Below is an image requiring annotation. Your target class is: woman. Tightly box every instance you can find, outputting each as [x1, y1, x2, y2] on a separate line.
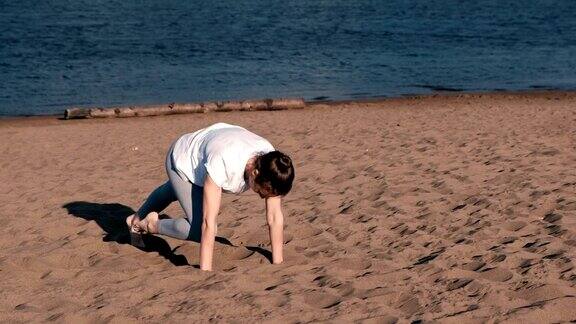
[126, 122, 295, 271]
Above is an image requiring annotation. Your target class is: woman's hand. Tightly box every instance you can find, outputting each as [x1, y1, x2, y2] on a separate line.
[200, 175, 222, 271]
[266, 196, 284, 264]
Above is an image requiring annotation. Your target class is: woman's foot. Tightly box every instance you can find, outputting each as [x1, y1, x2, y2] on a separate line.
[134, 212, 160, 234]
[126, 214, 140, 233]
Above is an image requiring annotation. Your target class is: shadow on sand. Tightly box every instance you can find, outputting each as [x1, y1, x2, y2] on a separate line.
[63, 201, 191, 266]
[63, 201, 273, 266]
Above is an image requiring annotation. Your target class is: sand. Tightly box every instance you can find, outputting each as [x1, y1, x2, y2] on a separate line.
[1, 91, 575, 323]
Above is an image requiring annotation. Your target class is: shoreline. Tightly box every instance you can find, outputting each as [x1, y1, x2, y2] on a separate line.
[2, 89, 576, 125]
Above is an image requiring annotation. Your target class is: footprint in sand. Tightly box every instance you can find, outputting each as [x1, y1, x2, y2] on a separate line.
[14, 303, 37, 312]
[543, 212, 562, 223]
[214, 246, 255, 261]
[499, 236, 517, 245]
[314, 275, 343, 288]
[542, 249, 565, 260]
[43, 252, 96, 269]
[226, 248, 255, 260]
[314, 274, 355, 296]
[217, 228, 235, 239]
[355, 286, 394, 300]
[545, 224, 565, 236]
[514, 284, 566, 303]
[479, 267, 513, 282]
[303, 290, 341, 309]
[394, 292, 422, 316]
[503, 221, 527, 232]
[446, 278, 474, 291]
[358, 315, 399, 324]
[254, 294, 289, 308]
[326, 226, 352, 242]
[491, 254, 507, 263]
[332, 257, 372, 272]
[461, 261, 486, 272]
[464, 280, 485, 297]
[297, 225, 323, 239]
[238, 231, 294, 246]
[299, 237, 336, 258]
[175, 244, 254, 262]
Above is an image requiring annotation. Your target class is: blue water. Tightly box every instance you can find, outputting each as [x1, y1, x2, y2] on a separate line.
[1, 0, 576, 116]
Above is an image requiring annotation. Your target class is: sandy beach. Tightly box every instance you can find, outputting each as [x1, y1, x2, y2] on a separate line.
[1, 91, 575, 322]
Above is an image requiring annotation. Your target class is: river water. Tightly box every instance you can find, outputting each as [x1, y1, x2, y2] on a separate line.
[1, 0, 575, 116]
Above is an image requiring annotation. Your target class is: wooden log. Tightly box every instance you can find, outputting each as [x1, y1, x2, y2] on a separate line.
[64, 98, 305, 119]
[133, 105, 172, 117]
[241, 100, 269, 111]
[201, 102, 218, 113]
[270, 98, 305, 110]
[90, 108, 116, 118]
[171, 103, 204, 114]
[64, 108, 90, 119]
[115, 107, 136, 118]
[219, 101, 243, 111]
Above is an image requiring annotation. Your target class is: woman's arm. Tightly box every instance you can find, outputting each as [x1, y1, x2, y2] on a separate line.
[265, 196, 284, 264]
[200, 175, 222, 271]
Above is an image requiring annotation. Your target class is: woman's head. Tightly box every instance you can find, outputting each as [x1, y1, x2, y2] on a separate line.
[251, 151, 294, 198]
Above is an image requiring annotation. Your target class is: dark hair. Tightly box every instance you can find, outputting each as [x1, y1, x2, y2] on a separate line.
[254, 151, 295, 196]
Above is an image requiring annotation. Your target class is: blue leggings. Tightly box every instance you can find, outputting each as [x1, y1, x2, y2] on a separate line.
[136, 146, 203, 241]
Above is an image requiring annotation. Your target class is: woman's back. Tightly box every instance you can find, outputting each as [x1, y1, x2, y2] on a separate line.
[171, 123, 274, 193]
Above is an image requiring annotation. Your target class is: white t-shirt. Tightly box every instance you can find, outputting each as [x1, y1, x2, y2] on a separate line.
[171, 123, 274, 194]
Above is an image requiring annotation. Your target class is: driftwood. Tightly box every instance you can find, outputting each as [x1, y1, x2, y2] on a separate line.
[64, 98, 305, 120]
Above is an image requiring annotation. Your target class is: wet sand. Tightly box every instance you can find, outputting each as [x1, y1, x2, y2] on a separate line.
[1, 91, 575, 322]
